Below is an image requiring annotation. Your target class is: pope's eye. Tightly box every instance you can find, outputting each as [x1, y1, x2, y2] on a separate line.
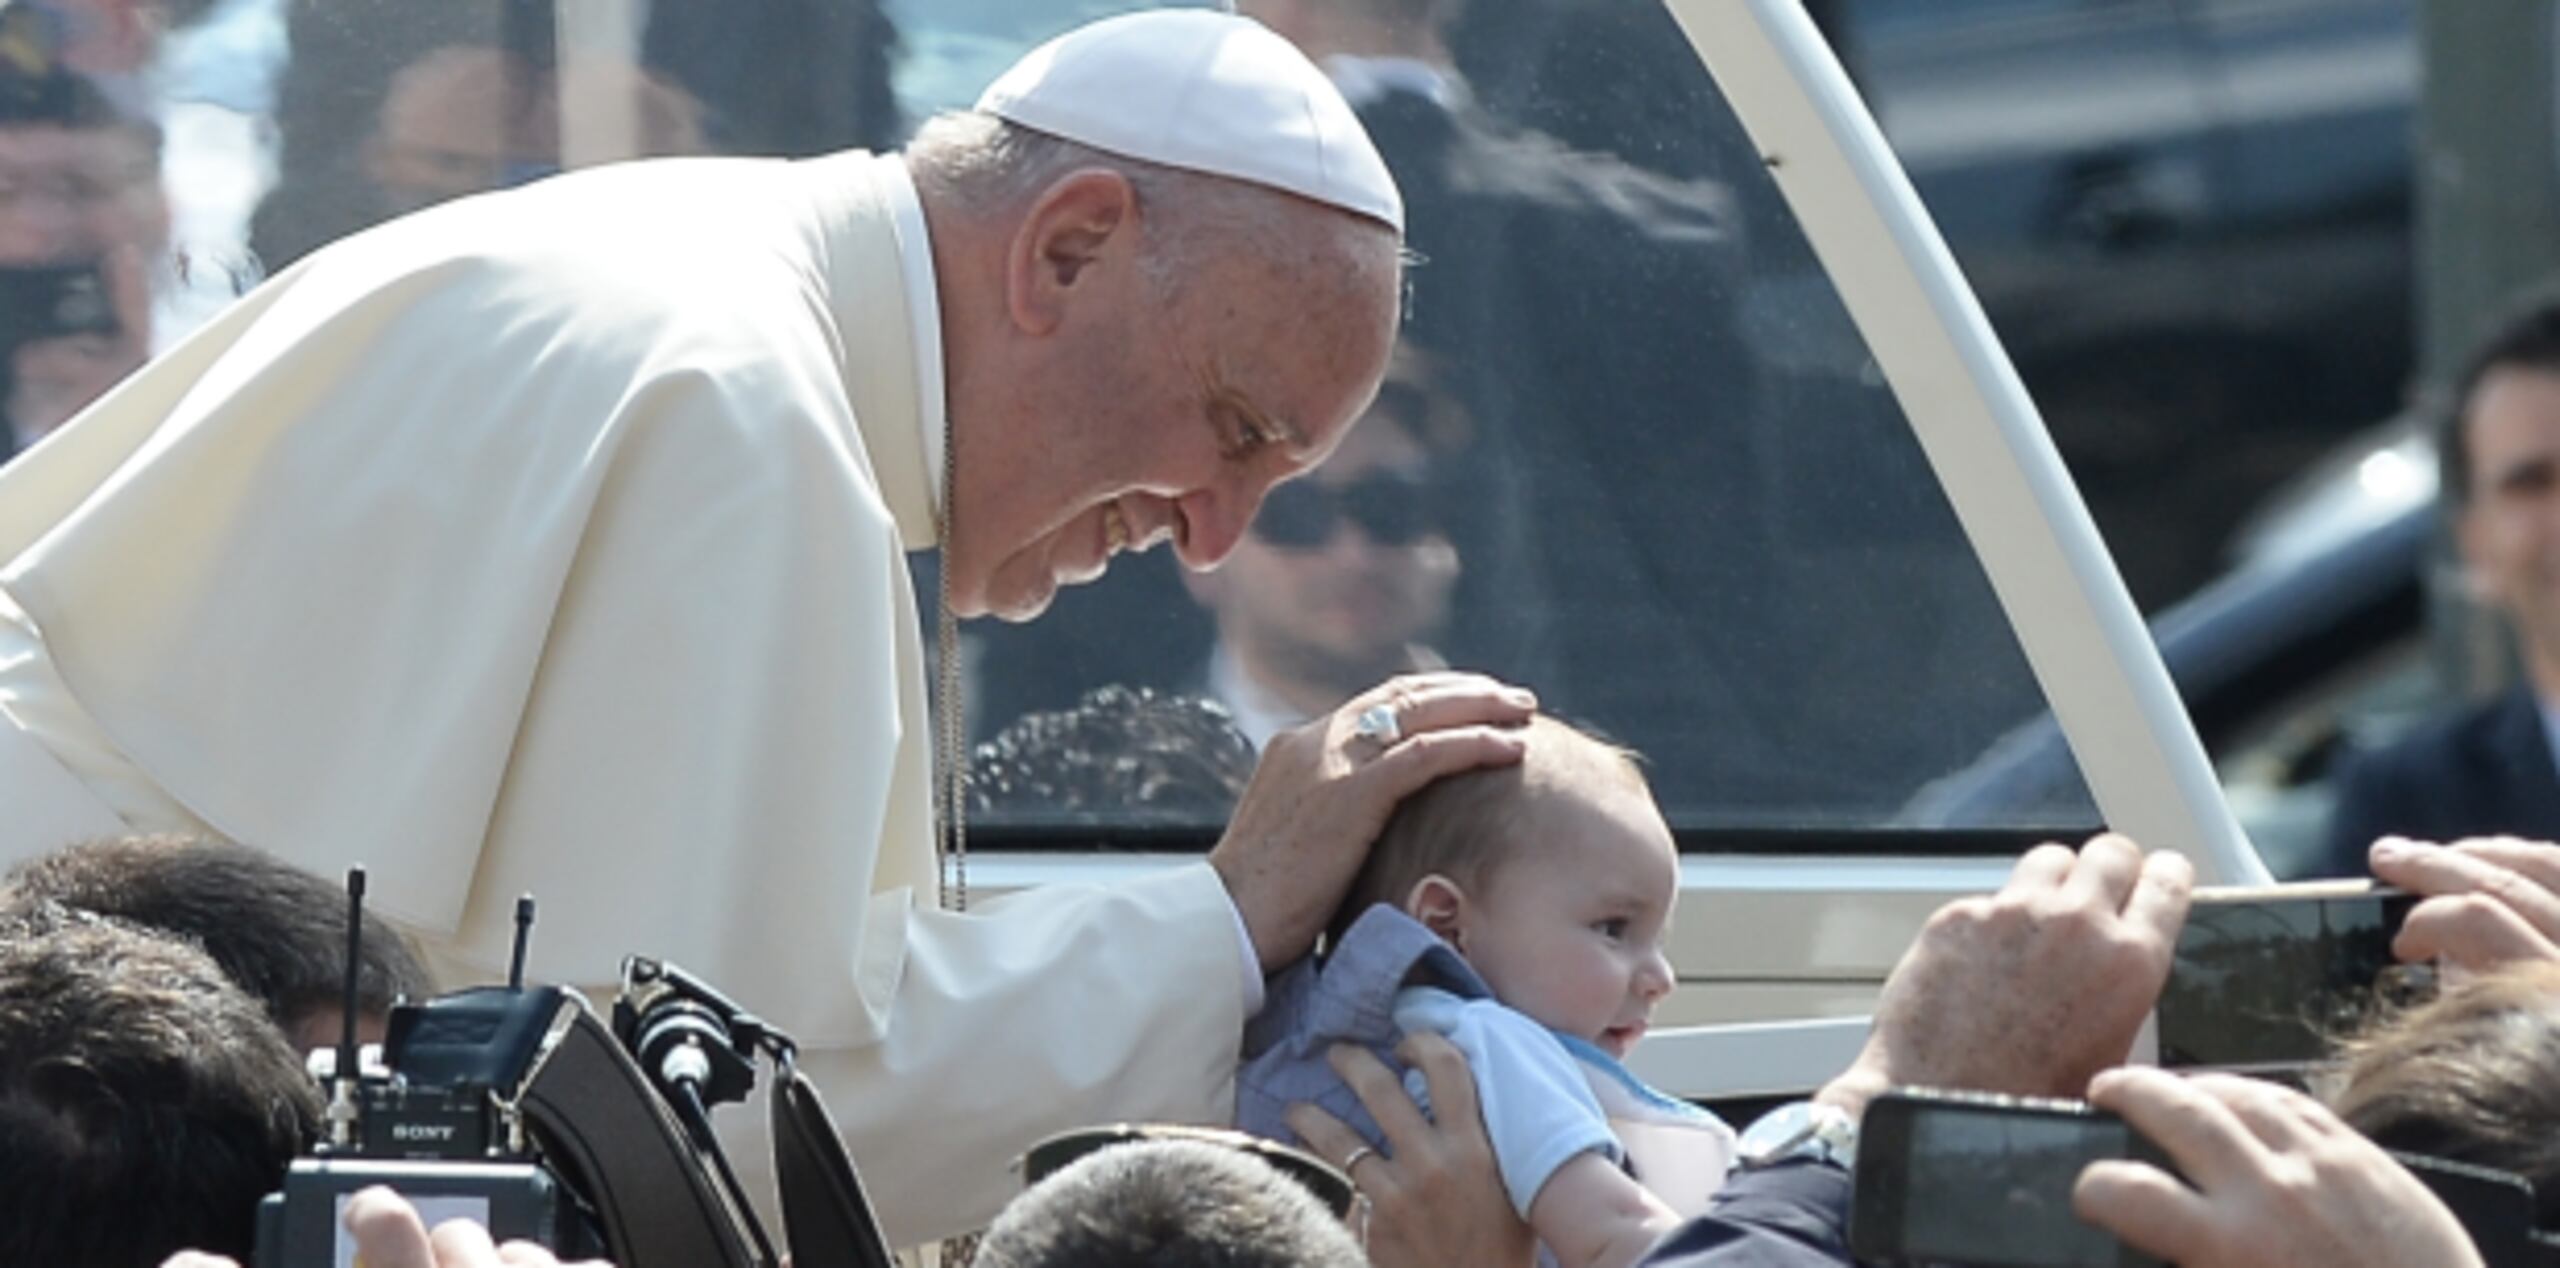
[1214, 406, 1273, 460]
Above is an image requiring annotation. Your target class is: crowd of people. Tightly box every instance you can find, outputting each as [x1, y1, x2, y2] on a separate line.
[19, 824, 2560, 1267]
[10, 2, 2560, 1267]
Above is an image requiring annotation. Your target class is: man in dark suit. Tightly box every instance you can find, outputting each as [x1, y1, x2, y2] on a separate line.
[2323, 292, 2560, 874]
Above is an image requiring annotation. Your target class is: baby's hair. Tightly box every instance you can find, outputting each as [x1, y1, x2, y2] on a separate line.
[1327, 714, 1650, 947]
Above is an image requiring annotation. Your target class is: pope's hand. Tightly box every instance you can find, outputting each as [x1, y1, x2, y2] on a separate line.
[1211, 672, 1533, 973]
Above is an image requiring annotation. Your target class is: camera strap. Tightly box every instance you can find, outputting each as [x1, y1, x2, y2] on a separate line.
[518, 1001, 763, 1267]
[772, 1053, 898, 1268]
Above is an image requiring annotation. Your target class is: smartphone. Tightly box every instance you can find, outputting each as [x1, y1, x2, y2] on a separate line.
[1851, 1088, 2168, 1268]
[2156, 881, 2424, 1072]
[2394, 1153, 2543, 1268]
[0, 260, 119, 352]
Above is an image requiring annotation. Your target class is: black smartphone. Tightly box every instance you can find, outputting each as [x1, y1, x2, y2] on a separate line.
[2157, 881, 2424, 1072]
[1850, 1088, 2168, 1268]
[2394, 1153, 2543, 1268]
[0, 259, 119, 352]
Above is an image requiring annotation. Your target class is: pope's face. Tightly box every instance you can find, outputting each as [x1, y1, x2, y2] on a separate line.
[949, 217, 1401, 622]
[2460, 366, 2560, 663]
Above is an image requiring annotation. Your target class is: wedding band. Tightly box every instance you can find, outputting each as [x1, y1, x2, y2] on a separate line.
[1353, 704, 1402, 746]
[1340, 1144, 1377, 1176]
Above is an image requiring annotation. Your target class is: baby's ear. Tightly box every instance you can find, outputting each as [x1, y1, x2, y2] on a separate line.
[1405, 874, 1468, 947]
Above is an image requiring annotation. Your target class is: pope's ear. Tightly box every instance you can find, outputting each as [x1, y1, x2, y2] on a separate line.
[1005, 169, 1136, 335]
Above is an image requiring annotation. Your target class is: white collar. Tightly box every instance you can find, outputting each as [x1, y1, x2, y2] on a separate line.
[1206, 644, 1311, 752]
[879, 159, 949, 522]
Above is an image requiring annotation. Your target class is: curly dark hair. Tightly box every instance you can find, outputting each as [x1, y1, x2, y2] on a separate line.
[4, 835, 434, 1040]
[969, 686, 1257, 824]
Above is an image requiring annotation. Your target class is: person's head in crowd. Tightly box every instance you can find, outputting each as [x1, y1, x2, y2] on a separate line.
[3, 835, 436, 1051]
[0, 907, 323, 1267]
[1332, 713, 1677, 1059]
[0, 56, 164, 262]
[899, 39, 1405, 623]
[363, 44, 554, 219]
[973, 1137, 1366, 1268]
[1182, 344, 1465, 747]
[2, 0, 220, 120]
[364, 44, 708, 221]
[0, 53, 164, 448]
[2442, 288, 2560, 689]
[970, 684, 1257, 822]
[2324, 959, 2560, 1228]
[1240, 0, 1459, 68]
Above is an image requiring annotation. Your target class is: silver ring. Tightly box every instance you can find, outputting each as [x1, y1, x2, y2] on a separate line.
[1339, 1144, 1377, 1176]
[1353, 704, 1403, 746]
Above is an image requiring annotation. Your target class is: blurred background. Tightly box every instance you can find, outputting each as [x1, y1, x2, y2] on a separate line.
[6, 0, 2553, 875]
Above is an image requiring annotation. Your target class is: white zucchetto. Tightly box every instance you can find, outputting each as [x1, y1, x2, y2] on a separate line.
[975, 10, 1405, 234]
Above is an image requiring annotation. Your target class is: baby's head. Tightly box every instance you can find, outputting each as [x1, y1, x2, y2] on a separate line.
[1335, 715, 1678, 1058]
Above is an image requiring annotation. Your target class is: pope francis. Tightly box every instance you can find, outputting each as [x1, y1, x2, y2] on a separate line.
[0, 10, 1535, 1246]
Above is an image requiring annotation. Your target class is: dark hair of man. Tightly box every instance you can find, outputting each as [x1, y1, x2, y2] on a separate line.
[3, 835, 435, 1036]
[2327, 960, 2560, 1228]
[2439, 286, 2560, 507]
[1326, 714, 1647, 948]
[0, 908, 323, 1266]
[972, 1138, 1366, 1268]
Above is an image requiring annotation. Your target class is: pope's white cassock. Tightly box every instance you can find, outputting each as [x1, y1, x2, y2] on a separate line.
[0, 148, 1246, 1244]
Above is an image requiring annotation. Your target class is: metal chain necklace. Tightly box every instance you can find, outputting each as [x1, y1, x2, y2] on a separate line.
[936, 410, 967, 913]
[934, 417, 979, 1268]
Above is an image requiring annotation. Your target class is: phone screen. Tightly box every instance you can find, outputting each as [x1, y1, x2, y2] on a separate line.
[2158, 885, 2420, 1070]
[1898, 1108, 2131, 1266]
[331, 1192, 490, 1268]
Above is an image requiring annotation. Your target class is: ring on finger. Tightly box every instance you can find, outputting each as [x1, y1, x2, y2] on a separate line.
[1353, 704, 1403, 747]
[1340, 1144, 1377, 1177]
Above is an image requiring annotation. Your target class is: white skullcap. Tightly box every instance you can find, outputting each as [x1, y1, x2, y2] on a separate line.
[975, 9, 1404, 234]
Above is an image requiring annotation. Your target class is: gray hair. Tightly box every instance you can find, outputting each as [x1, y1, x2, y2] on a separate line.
[904, 111, 1397, 303]
[973, 1139, 1367, 1268]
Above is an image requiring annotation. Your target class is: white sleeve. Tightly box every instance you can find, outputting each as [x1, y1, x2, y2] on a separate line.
[1394, 990, 1619, 1218]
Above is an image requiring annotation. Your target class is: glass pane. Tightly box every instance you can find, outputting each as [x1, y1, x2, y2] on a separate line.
[942, 2, 2102, 835]
[19, 0, 2103, 839]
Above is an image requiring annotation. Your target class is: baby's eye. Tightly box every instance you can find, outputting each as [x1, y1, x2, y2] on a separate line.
[1594, 918, 1630, 941]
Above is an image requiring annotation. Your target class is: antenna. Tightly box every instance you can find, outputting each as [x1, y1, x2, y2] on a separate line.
[508, 894, 536, 990]
[329, 865, 367, 1148]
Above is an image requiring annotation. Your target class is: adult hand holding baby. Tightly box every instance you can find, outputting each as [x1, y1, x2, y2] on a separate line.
[1211, 672, 1535, 974]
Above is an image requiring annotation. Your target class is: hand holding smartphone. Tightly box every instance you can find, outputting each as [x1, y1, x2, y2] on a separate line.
[1850, 1087, 2167, 1268]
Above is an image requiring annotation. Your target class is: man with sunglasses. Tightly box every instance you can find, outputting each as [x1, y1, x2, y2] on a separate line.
[1184, 350, 1465, 749]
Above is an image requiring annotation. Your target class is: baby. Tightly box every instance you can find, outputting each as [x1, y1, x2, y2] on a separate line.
[1237, 715, 1729, 1268]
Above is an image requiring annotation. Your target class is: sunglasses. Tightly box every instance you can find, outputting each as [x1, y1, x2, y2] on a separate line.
[1250, 474, 1441, 550]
